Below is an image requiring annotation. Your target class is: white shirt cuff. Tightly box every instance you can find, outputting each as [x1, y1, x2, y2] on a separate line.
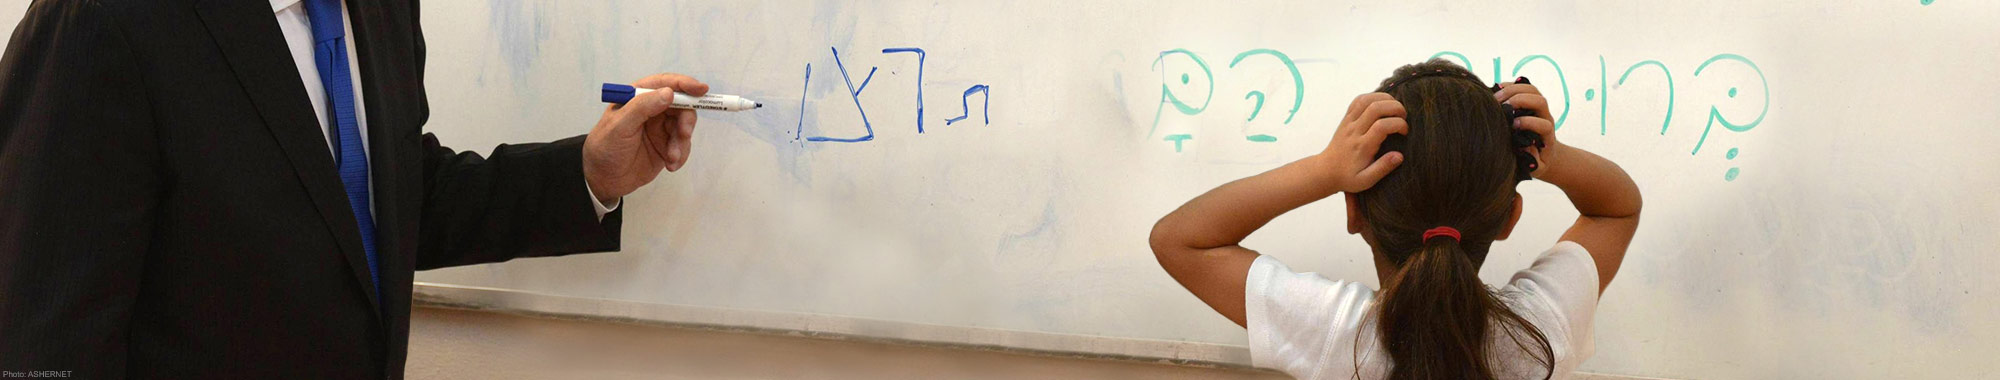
[586, 180, 620, 221]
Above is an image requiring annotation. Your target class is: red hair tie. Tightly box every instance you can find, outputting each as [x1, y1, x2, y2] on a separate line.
[1422, 226, 1461, 242]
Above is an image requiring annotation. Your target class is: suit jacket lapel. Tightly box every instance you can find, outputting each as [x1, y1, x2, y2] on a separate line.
[195, 0, 384, 315]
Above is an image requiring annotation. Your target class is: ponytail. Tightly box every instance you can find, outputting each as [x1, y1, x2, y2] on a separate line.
[1373, 234, 1554, 380]
[1359, 59, 1557, 378]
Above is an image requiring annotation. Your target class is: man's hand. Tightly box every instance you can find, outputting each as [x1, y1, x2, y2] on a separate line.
[583, 73, 710, 204]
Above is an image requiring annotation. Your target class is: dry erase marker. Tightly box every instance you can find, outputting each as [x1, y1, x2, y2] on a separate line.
[600, 83, 762, 111]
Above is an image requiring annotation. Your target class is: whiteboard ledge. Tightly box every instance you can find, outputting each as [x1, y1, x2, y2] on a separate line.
[411, 282, 1672, 379]
[411, 282, 1260, 368]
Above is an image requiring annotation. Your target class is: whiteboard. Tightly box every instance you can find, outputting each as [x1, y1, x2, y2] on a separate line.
[8, 1, 2000, 378]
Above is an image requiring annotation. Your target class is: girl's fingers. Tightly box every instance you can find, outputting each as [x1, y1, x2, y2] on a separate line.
[1523, 147, 1544, 177]
[1515, 115, 1556, 137]
[1494, 83, 1541, 103]
[1350, 151, 1405, 189]
[1362, 117, 1409, 146]
[1350, 99, 1407, 137]
[1504, 93, 1554, 120]
[1342, 92, 1396, 127]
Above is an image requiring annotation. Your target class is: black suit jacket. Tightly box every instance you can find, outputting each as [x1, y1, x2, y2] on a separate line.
[0, 0, 621, 378]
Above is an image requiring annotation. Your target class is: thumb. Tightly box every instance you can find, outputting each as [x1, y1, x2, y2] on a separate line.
[1350, 152, 1404, 190]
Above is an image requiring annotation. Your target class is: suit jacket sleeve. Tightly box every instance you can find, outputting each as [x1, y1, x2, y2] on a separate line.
[413, 134, 623, 270]
[402, 0, 619, 270]
[0, 1, 158, 373]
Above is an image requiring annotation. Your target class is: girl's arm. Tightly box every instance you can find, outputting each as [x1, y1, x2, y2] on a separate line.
[1499, 84, 1643, 294]
[1149, 93, 1407, 326]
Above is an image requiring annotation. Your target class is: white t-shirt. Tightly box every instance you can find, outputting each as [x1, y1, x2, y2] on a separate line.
[1245, 241, 1599, 380]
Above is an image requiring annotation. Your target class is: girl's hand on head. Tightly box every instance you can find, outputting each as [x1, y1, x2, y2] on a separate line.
[1496, 83, 1569, 180]
[1498, 82, 1641, 295]
[1319, 92, 1409, 193]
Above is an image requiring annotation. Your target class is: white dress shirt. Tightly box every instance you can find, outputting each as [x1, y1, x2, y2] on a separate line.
[270, 0, 617, 220]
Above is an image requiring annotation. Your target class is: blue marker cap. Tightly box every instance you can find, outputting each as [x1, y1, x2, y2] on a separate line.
[601, 83, 638, 104]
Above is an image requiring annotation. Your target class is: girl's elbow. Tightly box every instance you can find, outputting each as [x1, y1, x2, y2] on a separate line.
[1623, 189, 1645, 219]
[1147, 218, 1175, 255]
[1148, 215, 1190, 260]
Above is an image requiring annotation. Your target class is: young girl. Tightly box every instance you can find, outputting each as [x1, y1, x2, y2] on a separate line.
[1149, 59, 1641, 380]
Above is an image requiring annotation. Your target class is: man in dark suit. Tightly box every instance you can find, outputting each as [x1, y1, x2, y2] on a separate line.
[0, 0, 706, 378]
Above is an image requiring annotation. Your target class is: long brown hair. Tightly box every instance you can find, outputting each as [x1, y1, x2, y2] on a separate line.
[1356, 59, 1555, 379]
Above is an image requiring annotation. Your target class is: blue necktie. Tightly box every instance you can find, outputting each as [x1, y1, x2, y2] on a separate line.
[303, 0, 381, 300]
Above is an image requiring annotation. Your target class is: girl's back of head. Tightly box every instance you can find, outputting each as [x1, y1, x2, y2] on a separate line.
[1356, 59, 1553, 379]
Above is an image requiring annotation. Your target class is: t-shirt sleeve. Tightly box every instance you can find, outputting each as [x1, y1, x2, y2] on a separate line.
[1506, 241, 1601, 363]
[1244, 255, 1376, 374]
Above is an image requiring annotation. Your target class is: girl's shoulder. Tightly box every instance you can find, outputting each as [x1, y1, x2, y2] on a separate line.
[1505, 241, 1600, 310]
[1243, 255, 1381, 378]
[1499, 241, 1600, 373]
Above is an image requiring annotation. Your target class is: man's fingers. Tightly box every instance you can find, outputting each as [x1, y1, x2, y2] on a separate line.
[665, 143, 685, 172]
[615, 89, 677, 130]
[665, 137, 686, 172]
[663, 114, 686, 169]
[643, 115, 674, 165]
[667, 110, 697, 172]
[633, 73, 710, 97]
[672, 109, 698, 137]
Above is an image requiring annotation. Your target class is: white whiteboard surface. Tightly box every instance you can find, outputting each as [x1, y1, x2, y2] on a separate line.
[7, 1, 2000, 378]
